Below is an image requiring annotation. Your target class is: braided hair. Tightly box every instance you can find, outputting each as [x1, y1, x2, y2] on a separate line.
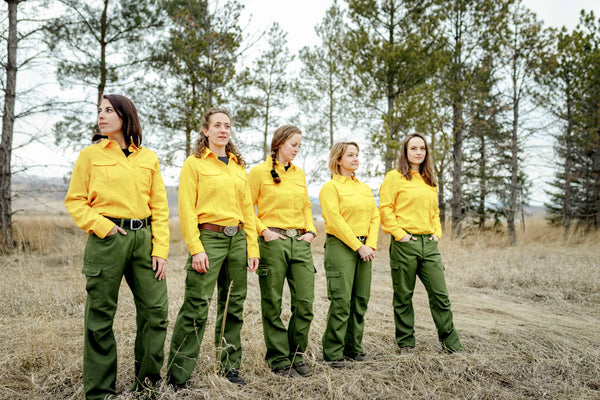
[269, 125, 302, 184]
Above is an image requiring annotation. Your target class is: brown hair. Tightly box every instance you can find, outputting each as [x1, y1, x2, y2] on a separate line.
[193, 107, 245, 167]
[94, 94, 142, 146]
[397, 133, 437, 187]
[328, 141, 359, 176]
[270, 125, 302, 183]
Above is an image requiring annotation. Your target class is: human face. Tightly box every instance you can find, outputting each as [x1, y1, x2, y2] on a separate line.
[406, 136, 426, 170]
[338, 145, 359, 177]
[277, 133, 302, 165]
[97, 98, 123, 139]
[204, 112, 231, 154]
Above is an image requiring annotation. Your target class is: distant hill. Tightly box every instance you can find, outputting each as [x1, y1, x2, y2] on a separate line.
[10, 174, 543, 220]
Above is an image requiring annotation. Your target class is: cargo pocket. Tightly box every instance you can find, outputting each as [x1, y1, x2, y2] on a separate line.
[325, 270, 343, 299]
[256, 267, 270, 296]
[82, 263, 103, 301]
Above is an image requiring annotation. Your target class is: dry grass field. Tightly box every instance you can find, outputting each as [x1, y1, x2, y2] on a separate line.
[1, 215, 599, 399]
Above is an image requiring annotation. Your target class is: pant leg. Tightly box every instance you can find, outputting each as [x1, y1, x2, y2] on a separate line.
[287, 238, 315, 365]
[389, 239, 419, 348]
[418, 237, 462, 352]
[167, 230, 226, 385]
[214, 231, 248, 372]
[322, 235, 357, 361]
[344, 253, 371, 356]
[82, 233, 128, 400]
[124, 226, 169, 390]
[257, 237, 292, 369]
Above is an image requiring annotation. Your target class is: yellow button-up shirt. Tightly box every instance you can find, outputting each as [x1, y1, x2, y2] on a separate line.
[248, 159, 316, 235]
[178, 149, 259, 258]
[319, 174, 380, 251]
[379, 169, 443, 240]
[64, 139, 170, 259]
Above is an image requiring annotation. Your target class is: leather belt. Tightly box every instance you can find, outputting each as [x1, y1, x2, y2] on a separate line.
[199, 222, 243, 237]
[326, 233, 367, 241]
[106, 216, 151, 231]
[269, 227, 306, 238]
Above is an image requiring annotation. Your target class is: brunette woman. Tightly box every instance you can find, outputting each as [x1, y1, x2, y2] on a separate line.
[319, 142, 379, 367]
[248, 125, 316, 378]
[379, 133, 462, 353]
[166, 107, 259, 388]
[65, 94, 169, 399]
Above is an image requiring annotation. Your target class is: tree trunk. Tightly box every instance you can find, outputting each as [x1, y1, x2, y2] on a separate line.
[563, 97, 573, 230]
[451, 100, 463, 237]
[507, 79, 519, 246]
[478, 133, 486, 230]
[438, 172, 446, 229]
[98, 0, 109, 106]
[594, 105, 600, 229]
[1, 0, 18, 250]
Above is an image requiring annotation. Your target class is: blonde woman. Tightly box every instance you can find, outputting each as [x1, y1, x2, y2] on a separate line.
[167, 108, 259, 388]
[248, 125, 316, 378]
[379, 133, 462, 353]
[319, 142, 379, 367]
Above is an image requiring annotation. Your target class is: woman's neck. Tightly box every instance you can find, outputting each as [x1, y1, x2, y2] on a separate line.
[209, 144, 227, 157]
[340, 168, 354, 178]
[276, 154, 290, 167]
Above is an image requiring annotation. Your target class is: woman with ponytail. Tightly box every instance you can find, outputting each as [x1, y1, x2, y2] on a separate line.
[167, 108, 259, 388]
[248, 125, 317, 378]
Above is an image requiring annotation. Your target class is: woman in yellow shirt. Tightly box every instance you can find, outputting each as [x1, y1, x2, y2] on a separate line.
[248, 125, 316, 378]
[319, 142, 379, 367]
[379, 133, 462, 353]
[167, 107, 259, 388]
[64, 94, 169, 400]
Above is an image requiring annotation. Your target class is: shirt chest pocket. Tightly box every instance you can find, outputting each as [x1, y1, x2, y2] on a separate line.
[198, 169, 223, 197]
[91, 160, 118, 183]
[292, 180, 307, 209]
[138, 163, 155, 191]
[234, 172, 248, 199]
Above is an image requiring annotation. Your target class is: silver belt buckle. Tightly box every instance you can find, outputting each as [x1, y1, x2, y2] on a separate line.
[130, 219, 143, 230]
[285, 228, 298, 238]
[224, 225, 238, 237]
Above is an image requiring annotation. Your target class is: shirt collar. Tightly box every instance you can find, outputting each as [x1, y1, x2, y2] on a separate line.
[202, 148, 238, 163]
[333, 173, 358, 183]
[270, 158, 295, 171]
[99, 138, 139, 153]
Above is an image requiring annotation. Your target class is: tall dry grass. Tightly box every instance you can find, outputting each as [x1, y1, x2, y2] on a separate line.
[1, 215, 599, 399]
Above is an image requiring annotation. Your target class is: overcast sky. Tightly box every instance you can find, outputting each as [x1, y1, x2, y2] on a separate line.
[242, 0, 600, 55]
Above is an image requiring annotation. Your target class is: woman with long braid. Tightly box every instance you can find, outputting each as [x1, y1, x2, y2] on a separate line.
[248, 125, 316, 378]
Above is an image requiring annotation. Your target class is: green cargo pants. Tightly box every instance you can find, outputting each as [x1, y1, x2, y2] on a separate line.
[82, 226, 168, 400]
[256, 236, 315, 369]
[322, 235, 372, 361]
[389, 234, 462, 352]
[167, 229, 248, 385]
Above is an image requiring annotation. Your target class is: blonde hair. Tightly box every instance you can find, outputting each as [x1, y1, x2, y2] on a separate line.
[397, 133, 437, 187]
[193, 107, 246, 167]
[328, 141, 359, 176]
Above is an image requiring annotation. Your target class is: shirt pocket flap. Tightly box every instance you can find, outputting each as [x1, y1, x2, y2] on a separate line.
[92, 161, 117, 167]
[139, 163, 155, 171]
